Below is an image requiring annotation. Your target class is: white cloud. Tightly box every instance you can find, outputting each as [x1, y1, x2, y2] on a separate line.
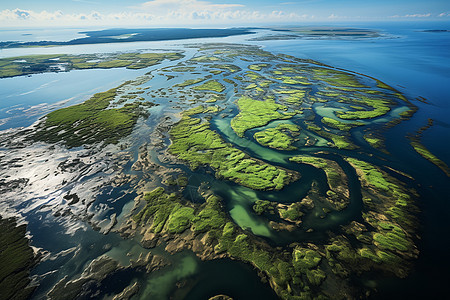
[327, 13, 347, 19]
[0, 5, 313, 27]
[138, 0, 245, 12]
[404, 13, 431, 18]
[390, 13, 432, 18]
[72, 0, 100, 4]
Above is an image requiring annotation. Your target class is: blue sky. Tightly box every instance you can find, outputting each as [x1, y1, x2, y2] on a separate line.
[1, 0, 449, 27]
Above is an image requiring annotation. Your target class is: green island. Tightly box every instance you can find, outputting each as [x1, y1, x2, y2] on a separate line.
[290, 156, 350, 210]
[168, 106, 299, 190]
[210, 64, 242, 73]
[334, 97, 391, 120]
[407, 119, 450, 176]
[409, 141, 450, 176]
[192, 80, 226, 93]
[0, 52, 183, 78]
[252, 191, 316, 227]
[250, 27, 381, 41]
[32, 82, 154, 148]
[363, 133, 385, 150]
[0, 217, 37, 300]
[306, 122, 357, 149]
[321, 117, 364, 131]
[254, 124, 300, 150]
[175, 77, 206, 87]
[249, 64, 269, 71]
[345, 158, 418, 229]
[274, 89, 307, 104]
[253, 199, 277, 215]
[231, 96, 295, 137]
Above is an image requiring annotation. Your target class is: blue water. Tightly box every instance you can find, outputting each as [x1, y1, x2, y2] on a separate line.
[0, 68, 147, 130]
[0, 27, 90, 42]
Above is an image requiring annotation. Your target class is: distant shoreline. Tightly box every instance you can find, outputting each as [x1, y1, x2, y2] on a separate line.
[0, 27, 255, 49]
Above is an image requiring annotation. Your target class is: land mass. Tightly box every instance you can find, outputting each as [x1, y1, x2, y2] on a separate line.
[0, 217, 38, 300]
[251, 27, 382, 41]
[0, 51, 183, 78]
[0, 28, 255, 49]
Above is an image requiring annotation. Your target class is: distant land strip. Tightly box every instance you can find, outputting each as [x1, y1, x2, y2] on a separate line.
[0, 28, 256, 49]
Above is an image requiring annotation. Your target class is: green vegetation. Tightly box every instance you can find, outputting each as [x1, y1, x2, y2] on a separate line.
[245, 83, 258, 90]
[175, 78, 205, 87]
[290, 156, 350, 210]
[274, 89, 306, 104]
[163, 175, 188, 187]
[363, 133, 384, 150]
[321, 117, 364, 131]
[0, 217, 37, 300]
[278, 203, 304, 222]
[345, 158, 418, 229]
[133, 188, 325, 298]
[192, 80, 226, 93]
[277, 76, 312, 85]
[169, 66, 196, 72]
[0, 54, 61, 77]
[169, 106, 299, 190]
[32, 85, 152, 148]
[335, 97, 391, 120]
[405, 119, 449, 176]
[210, 70, 223, 75]
[376, 80, 397, 91]
[244, 71, 264, 81]
[214, 221, 328, 298]
[306, 123, 357, 150]
[209, 64, 241, 73]
[134, 187, 228, 235]
[191, 55, 221, 62]
[167, 207, 196, 233]
[254, 123, 300, 150]
[270, 64, 398, 123]
[248, 64, 268, 71]
[231, 96, 295, 137]
[410, 140, 450, 176]
[346, 158, 391, 192]
[191, 194, 228, 233]
[133, 187, 185, 233]
[292, 247, 321, 270]
[0, 52, 183, 78]
[312, 68, 367, 88]
[74, 59, 131, 69]
[223, 78, 236, 86]
[373, 223, 410, 252]
[252, 200, 276, 215]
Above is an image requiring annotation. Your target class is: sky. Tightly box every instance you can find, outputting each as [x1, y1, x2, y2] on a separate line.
[0, 0, 449, 28]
